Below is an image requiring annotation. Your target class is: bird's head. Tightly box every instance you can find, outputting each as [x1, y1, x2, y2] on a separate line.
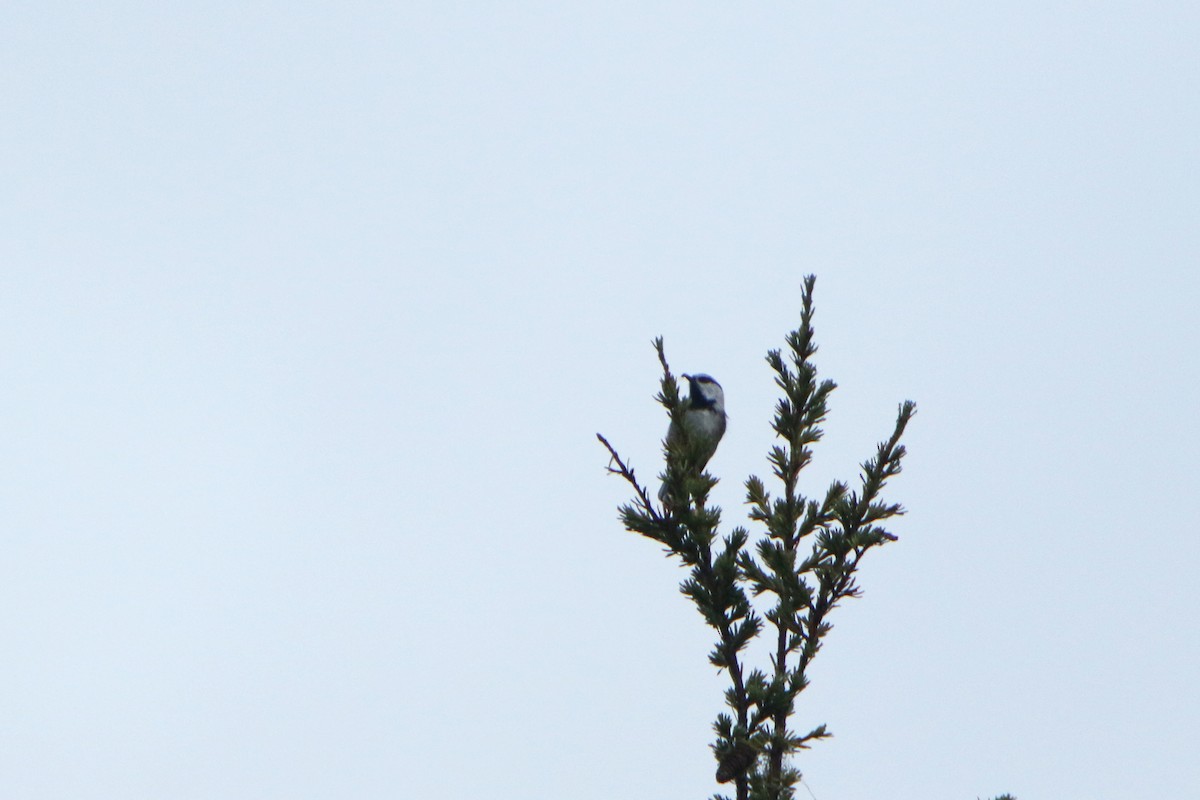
[682, 373, 724, 414]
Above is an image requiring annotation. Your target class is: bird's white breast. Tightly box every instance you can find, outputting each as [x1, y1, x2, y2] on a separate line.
[684, 407, 725, 441]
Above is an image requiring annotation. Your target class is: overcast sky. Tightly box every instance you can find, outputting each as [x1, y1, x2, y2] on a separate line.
[3, 2, 1197, 799]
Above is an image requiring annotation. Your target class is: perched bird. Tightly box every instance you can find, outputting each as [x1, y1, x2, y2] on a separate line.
[659, 373, 727, 502]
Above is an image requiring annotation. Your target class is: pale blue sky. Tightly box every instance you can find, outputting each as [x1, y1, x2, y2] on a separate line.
[2, 2, 1197, 798]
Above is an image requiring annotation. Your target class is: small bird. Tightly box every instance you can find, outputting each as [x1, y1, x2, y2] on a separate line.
[659, 373, 727, 502]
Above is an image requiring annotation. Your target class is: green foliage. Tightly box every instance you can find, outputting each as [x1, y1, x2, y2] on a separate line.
[598, 276, 916, 800]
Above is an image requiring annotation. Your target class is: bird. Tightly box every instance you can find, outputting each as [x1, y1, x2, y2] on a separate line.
[659, 373, 727, 503]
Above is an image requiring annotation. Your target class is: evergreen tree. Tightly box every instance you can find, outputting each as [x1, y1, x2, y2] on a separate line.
[598, 276, 916, 800]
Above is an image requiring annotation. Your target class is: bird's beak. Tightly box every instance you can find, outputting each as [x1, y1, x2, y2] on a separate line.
[681, 373, 691, 381]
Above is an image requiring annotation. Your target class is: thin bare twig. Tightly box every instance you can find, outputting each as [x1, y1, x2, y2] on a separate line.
[596, 433, 663, 523]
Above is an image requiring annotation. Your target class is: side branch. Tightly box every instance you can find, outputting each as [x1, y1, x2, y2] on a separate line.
[596, 432, 664, 523]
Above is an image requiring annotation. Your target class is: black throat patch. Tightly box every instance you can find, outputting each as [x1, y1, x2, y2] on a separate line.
[687, 376, 718, 410]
